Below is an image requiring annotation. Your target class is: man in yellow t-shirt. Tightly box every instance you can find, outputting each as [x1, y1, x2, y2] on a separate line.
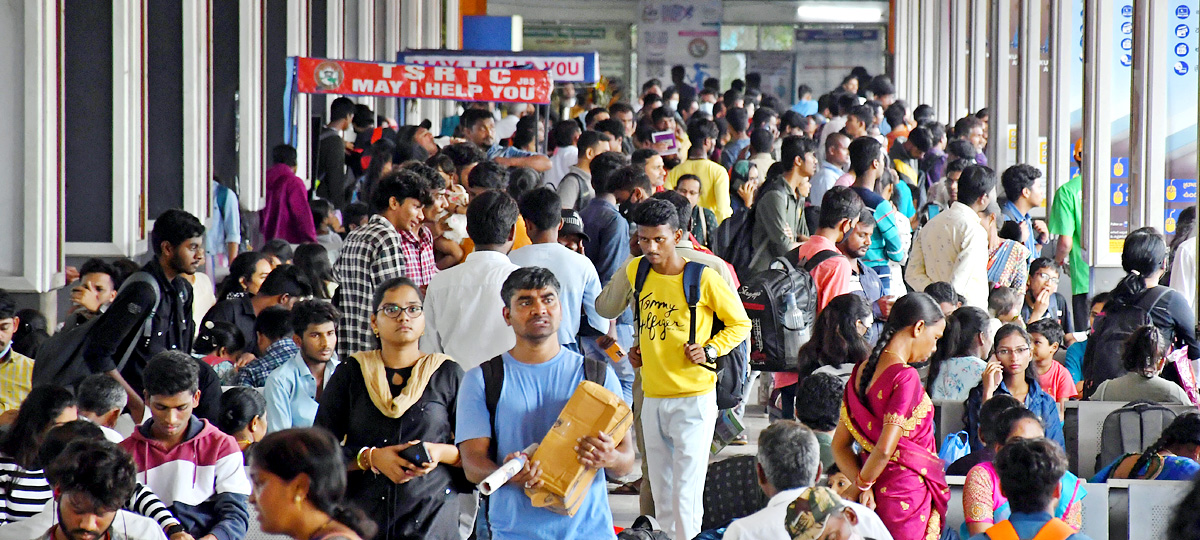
[665, 119, 733, 223]
[625, 199, 750, 540]
[0, 292, 32, 425]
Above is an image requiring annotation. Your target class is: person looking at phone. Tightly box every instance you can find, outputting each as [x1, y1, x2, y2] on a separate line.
[457, 267, 635, 540]
[962, 324, 1064, 452]
[313, 276, 464, 540]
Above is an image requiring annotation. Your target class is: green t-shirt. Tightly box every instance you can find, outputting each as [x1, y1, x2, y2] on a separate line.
[1047, 174, 1089, 294]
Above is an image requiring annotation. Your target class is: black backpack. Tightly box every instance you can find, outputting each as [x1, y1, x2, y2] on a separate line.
[32, 272, 162, 389]
[1081, 287, 1171, 398]
[738, 248, 841, 372]
[711, 181, 787, 279]
[616, 516, 671, 540]
[633, 259, 748, 410]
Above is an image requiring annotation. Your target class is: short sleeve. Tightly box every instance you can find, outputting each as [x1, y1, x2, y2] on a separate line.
[963, 466, 996, 524]
[454, 368, 491, 445]
[881, 367, 931, 433]
[1047, 185, 1076, 237]
[1055, 364, 1079, 399]
[1064, 342, 1086, 383]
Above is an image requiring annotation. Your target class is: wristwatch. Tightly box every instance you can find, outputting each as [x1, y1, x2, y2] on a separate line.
[165, 524, 186, 538]
[703, 345, 718, 363]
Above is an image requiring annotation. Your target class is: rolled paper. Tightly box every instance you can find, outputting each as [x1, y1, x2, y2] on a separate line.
[479, 443, 539, 495]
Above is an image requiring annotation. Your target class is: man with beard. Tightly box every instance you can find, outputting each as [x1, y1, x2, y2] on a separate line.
[837, 207, 891, 342]
[263, 300, 341, 432]
[82, 209, 206, 422]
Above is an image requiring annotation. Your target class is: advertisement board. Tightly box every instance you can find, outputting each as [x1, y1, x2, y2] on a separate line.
[637, 0, 722, 89]
[293, 57, 553, 103]
[397, 50, 600, 84]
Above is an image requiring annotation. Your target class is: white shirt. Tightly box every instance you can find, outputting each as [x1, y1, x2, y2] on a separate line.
[421, 251, 520, 371]
[722, 487, 893, 540]
[1170, 238, 1196, 314]
[544, 146, 579, 190]
[508, 243, 609, 346]
[905, 201, 990, 309]
[0, 504, 167, 540]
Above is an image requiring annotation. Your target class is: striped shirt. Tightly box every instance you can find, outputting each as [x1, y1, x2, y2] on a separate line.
[0, 454, 51, 524]
[334, 214, 408, 358]
[0, 350, 33, 414]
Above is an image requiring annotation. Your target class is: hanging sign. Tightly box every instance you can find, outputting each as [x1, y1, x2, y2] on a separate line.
[293, 57, 553, 103]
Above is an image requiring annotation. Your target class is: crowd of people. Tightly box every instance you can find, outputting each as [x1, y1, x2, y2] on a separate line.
[0, 64, 1197, 540]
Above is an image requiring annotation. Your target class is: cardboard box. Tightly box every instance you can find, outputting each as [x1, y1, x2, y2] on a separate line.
[525, 380, 632, 516]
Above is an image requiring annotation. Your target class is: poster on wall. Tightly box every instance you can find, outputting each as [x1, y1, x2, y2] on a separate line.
[745, 51, 794, 102]
[523, 25, 633, 84]
[793, 28, 886, 97]
[637, 0, 722, 90]
[1163, 1, 1198, 238]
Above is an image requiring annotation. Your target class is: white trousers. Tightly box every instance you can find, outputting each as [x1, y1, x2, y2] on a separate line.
[641, 392, 718, 540]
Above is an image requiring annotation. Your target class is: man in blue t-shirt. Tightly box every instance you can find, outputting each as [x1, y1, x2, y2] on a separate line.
[456, 267, 635, 540]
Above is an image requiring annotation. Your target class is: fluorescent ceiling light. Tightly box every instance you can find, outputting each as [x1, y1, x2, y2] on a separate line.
[796, 4, 886, 24]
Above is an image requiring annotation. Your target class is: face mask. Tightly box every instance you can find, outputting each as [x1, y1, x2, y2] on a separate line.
[668, 99, 679, 110]
[562, 97, 577, 108]
[698, 102, 714, 114]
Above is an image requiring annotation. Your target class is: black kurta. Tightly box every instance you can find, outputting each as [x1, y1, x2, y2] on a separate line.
[314, 357, 464, 540]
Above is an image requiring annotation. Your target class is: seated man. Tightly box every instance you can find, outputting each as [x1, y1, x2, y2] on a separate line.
[264, 300, 340, 432]
[76, 373, 129, 443]
[967, 438, 1093, 540]
[723, 421, 891, 540]
[0, 289, 33, 424]
[232, 306, 296, 388]
[9, 438, 165, 540]
[457, 268, 635, 539]
[120, 351, 250, 540]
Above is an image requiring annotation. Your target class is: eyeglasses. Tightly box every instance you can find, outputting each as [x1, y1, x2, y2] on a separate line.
[377, 304, 424, 319]
[996, 346, 1031, 357]
[1034, 272, 1060, 284]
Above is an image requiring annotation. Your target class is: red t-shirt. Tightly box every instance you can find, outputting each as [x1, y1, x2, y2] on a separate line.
[1038, 360, 1079, 401]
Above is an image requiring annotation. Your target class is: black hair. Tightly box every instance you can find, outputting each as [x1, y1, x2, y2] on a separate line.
[1001, 164, 1042, 203]
[467, 160, 509, 191]
[947, 139, 979, 162]
[38, 420, 105, 471]
[151, 209, 206, 256]
[194, 320, 247, 357]
[0, 385, 76, 469]
[371, 170, 434, 214]
[584, 107, 609, 127]
[846, 104, 874, 129]
[779, 135, 817, 172]
[957, 164, 997, 206]
[272, 144, 298, 167]
[1091, 291, 1112, 308]
[926, 122, 947, 144]
[989, 286, 1021, 318]
[607, 165, 653, 196]
[218, 252, 269, 301]
[631, 198, 681, 231]
[371, 277, 420, 314]
[1027, 318, 1064, 348]
[687, 118, 719, 145]
[519, 188, 563, 232]
[998, 221, 1024, 243]
[310, 199, 335, 231]
[330, 97, 355, 122]
[859, 292, 945, 403]
[675, 174, 702, 192]
[726, 107, 749, 133]
[512, 115, 538, 150]
[12, 308, 47, 358]
[352, 104, 373, 129]
[631, 148, 658, 168]
[650, 106, 676, 125]
[467, 190, 520, 246]
[261, 238, 294, 264]
[751, 107, 778, 131]
[848, 137, 882, 178]
[144, 350, 199, 397]
[817, 186, 864, 229]
[460, 108, 494, 131]
[651, 191, 693, 231]
[795, 373, 843, 432]
[996, 437, 1066, 513]
[500, 267, 561, 308]
[1131, 413, 1200, 480]
[609, 102, 634, 116]
[293, 244, 336, 300]
[290, 299, 341, 337]
[46, 439, 138, 513]
[995, 406, 1043, 446]
[914, 104, 936, 124]
[883, 102, 907, 128]
[591, 151, 631, 194]
[79, 258, 122, 287]
[797, 84, 813, 100]
[866, 75, 895, 97]
[255, 305, 294, 342]
[750, 128, 775, 154]
[924, 282, 958, 306]
[642, 78, 662, 93]
[907, 125, 934, 152]
[250, 428, 377, 539]
[364, 139, 396, 199]
[978, 395, 1024, 446]
[1121, 325, 1170, 375]
[503, 167, 539, 203]
[642, 93, 663, 108]
[258, 264, 314, 298]
[723, 89, 743, 108]
[986, 324, 1039, 391]
[442, 142, 486, 172]
[1111, 227, 1169, 308]
[797, 294, 872, 376]
[217, 386, 266, 436]
[426, 153, 455, 177]
[77, 374, 127, 416]
[342, 202, 371, 228]
[954, 115, 985, 139]
[577, 130, 610, 155]
[595, 118, 625, 141]
[927, 307, 990, 395]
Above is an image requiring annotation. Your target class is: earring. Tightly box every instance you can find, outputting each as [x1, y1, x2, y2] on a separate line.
[294, 494, 304, 508]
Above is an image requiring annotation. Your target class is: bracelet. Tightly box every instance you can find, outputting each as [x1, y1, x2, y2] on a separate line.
[855, 474, 875, 492]
[356, 447, 372, 471]
[366, 447, 378, 474]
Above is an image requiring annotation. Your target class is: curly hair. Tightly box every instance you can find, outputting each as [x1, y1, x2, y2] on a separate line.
[45, 439, 138, 513]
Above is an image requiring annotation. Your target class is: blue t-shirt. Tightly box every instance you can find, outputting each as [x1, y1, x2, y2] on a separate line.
[456, 348, 623, 540]
[1064, 341, 1086, 384]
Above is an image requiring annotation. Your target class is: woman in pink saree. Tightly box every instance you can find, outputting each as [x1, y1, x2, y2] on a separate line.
[832, 292, 950, 540]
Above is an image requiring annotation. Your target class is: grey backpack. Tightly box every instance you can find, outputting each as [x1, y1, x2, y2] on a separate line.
[1097, 400, 1178, 472]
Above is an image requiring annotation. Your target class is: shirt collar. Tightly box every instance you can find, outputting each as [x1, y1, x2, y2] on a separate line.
[767, 487, 810, 508]
[288, 350, 340, 380]
[1004, 200, 1030, 221]
[464, 250, 513, 265]
[950, 201, 982, 223]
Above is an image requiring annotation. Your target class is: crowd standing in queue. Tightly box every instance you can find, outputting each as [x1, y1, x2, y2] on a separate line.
[0, 65, 1198, 540]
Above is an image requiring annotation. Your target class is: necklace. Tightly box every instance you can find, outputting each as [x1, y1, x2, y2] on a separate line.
[880, 349, 904, 360]
[306, 517, 336, 540]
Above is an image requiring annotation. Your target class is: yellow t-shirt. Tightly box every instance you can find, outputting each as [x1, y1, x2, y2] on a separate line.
[665, 158, 733, 223]
[460, 216, 532, 255]
[629, 258, 751, 398]
[0, 351, 33, 413]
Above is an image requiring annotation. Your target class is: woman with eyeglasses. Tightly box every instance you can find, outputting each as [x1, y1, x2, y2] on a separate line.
[962, 324, 1064, 452]
[314, 276, 464, 540]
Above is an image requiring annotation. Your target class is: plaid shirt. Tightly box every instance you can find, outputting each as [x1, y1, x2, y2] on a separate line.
[235, 338, 300, 387]
[0, 348, 32, 413]
[334, 214, 407, 358]
[399, 227, 438, 287]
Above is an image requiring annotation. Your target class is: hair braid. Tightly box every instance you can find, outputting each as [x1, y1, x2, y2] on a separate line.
[859, 325, 898, 405]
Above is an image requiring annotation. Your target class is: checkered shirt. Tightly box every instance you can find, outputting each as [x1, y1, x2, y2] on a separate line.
[235, 338, 300, 388]
[399, 226, 438, 287]
[333, 214, 408, 358]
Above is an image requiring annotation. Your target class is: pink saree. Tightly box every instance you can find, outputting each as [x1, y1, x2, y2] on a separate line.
[841, 362, 949, 540]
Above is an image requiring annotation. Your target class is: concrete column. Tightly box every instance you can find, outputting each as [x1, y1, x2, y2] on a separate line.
[239, 0, 266, 210]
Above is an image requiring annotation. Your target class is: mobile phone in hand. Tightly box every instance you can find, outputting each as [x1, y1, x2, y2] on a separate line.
[397, 441, 431, 467]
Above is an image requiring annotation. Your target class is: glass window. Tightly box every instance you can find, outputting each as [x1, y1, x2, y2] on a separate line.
[720, 53, 746, 91]
[721, 25, 757, 51]
[760, 26, 795, 51]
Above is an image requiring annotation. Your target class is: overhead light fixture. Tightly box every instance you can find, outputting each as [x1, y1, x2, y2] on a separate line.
[796, 4, 886, 24]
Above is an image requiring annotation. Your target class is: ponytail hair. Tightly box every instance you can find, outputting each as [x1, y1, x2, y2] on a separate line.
[216, 387, 266, 436]
[927, 307, 990, 395]
[1110, 227, 1168, 308]
[859, 292, 945, 404]
[1130, 413, 1200, 478]
[1122, 325, 1170, 375]
[250, 428, 378, 539]
[193, 320, 247, 357]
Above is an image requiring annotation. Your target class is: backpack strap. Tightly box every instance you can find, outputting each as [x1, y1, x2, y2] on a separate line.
[1137, 286, 1172, 313]
[216, 183, 229, 220]
[801, 249, 843, 272]
[1030, 518, 1078, 540]
[481, 355, 505, 463]
[114, 272, 161, 374]
[984, 520, 1019, 540]
[583, 357, 607, 386]
[682, 262, 705, 345]
[632, 258, 653, 336]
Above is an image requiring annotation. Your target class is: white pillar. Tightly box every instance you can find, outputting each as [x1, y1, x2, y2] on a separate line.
[986, 0, 1012, 171]
[969, 0, 989, 114]
[289, 0, 313, 181]
[1047, 0, 1074, 199]
[1081, 0, 1118, 266]
[112, 0, 147, 254]
[1128, 0, 1167, 230]
[239, 0, 266, 210]
[182, 0, 210, 221]
[1016, 0, 1041, 167]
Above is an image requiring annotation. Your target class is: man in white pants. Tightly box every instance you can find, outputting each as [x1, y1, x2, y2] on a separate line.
[622, 199, 750, 540]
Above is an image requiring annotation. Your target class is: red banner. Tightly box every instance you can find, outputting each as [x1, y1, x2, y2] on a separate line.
[293, 57, 553, 104]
